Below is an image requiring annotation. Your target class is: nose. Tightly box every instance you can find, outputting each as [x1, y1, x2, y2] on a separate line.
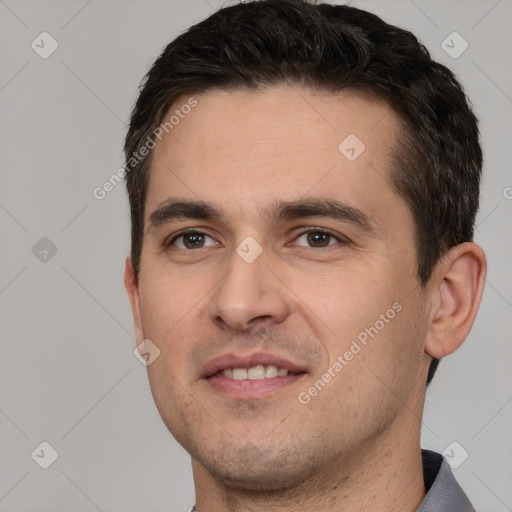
[209, 247, 290, 333]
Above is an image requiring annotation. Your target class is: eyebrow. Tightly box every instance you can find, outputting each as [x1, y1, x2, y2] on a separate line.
[147, 196, 377, 235]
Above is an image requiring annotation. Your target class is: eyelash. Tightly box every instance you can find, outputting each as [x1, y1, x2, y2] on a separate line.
[165, 228, 348, 251]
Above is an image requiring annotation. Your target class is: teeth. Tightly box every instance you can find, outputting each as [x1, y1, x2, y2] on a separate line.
[219, 364, 294, 380]
[265, 364, 278, 378]
[232, 368, 248, 380]
[248, 365, 265, 380]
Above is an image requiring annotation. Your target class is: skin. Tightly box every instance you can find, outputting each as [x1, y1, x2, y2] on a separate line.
[124, 86, 486, 512]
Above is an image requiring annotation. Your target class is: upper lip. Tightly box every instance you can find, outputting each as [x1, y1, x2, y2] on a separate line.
[203, 351, 308, 378]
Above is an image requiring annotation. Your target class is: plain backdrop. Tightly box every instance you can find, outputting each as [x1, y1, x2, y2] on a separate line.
[1, 0, 511, 511]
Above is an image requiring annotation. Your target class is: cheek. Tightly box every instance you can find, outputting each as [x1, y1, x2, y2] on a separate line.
[297, 267, 420, 386]
[289, 264, 395, 341]
[138, 268, 205, 336]
[139, 274, 201, 430]
[348, 297, 425, 395]
[307, 298, 425, 429]
[137, 274, 205, 387]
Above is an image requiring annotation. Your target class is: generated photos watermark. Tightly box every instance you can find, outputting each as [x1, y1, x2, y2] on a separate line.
[93, 97, 198, 200]
[298, 301, 403, 404]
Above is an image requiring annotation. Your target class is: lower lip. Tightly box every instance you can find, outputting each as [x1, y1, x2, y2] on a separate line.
[206, 374, 306, 399]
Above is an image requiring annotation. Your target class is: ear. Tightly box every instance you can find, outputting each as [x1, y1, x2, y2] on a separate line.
[124, 256, 145, 345]
[425, 242, 486, 359]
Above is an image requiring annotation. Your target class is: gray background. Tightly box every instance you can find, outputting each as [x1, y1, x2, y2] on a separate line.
[1, 0, 511, 510]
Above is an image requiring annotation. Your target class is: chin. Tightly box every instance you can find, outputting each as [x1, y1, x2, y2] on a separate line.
[208, 463, 310, 492]
[192, 438, 321, 492]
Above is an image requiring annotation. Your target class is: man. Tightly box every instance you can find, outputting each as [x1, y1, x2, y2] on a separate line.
[123, 1, 487, 510]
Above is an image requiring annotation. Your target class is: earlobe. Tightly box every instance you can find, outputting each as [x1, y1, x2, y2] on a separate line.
[124, 256, 145, 344]
[425, 242, 486, 359]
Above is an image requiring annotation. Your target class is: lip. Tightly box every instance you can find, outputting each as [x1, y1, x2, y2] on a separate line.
[207, 373, 306, 399]
[202, 351, 308, 400]
[202, 351, 307, 378]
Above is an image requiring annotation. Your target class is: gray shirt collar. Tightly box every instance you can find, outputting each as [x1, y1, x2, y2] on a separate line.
[416, 450, 475, 511]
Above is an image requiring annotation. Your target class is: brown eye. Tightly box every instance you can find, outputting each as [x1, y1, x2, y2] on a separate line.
[170, 231, 218, 250]
[295, 230, 343, 248]
[307, 231, 331, 247]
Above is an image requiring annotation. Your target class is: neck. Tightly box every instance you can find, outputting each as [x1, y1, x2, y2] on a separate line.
[191, 406, 426, 512]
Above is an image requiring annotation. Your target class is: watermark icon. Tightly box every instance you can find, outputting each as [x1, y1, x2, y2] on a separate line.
[503, 186, 512, 200]
[32, 237, 58, 263]
[338, 134, 366, 161]
[93, 97, 198, 200]
[442, 441, 469, 469]
[134, 338, 161, 366]
[441, 31, 468, 59]
[31, 32, 59, 59]
[298, 301, 402, 404]
[31, 441, 59, 469]
[236, 236, 263, 263]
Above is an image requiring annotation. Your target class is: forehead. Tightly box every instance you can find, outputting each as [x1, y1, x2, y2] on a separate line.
[146, 86, 407, 227]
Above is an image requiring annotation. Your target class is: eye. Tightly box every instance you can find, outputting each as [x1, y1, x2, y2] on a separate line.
[168, 231, 219, 250]
[293, 229, 345, 248]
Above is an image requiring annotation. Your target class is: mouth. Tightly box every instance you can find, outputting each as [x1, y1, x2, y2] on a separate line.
[203, 352, 307, 399]
[215, 364, 301, 380]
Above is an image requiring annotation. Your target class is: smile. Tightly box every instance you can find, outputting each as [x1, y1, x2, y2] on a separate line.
[203, 352, 308, 399]
[218, 365, 299, 380]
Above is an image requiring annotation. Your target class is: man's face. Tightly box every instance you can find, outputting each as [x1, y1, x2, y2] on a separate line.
[127, 87, 432, 490]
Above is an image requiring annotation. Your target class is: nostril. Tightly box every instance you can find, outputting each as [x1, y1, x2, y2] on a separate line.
[251, 315, 273, 324]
